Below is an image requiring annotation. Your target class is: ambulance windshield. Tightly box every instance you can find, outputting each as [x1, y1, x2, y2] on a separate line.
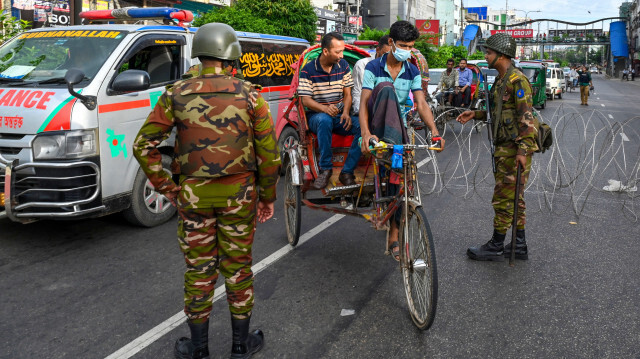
[0, 30, 127, 86]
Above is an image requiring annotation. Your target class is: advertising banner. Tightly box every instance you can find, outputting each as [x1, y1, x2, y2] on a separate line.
[490, 29, 534, 38]
[348, 16, 362, 26]
[415, 19, 440, 46]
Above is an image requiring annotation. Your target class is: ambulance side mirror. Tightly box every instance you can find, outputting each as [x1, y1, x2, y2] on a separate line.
[65, 68, 97, 111]
[111, 70, 151, 94]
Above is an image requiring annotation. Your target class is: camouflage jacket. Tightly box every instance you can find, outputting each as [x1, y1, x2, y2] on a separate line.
[133, 66, 280, 202]
[474, 65, 539, 157]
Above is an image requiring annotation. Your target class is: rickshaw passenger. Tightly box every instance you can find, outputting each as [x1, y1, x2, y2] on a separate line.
[299, 32, 362, 189]
[455, 58, 473, 107]
[352, 35, 391, 114]
[359, 21, 441, 261]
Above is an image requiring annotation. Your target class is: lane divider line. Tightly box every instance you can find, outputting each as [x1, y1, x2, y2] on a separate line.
[105, 214, 345, 359]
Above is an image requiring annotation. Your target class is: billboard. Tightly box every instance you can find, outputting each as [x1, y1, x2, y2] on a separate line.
[490, 29, 534, 38]
[415, 19, 440, 46]
[466, 7, 488, 20]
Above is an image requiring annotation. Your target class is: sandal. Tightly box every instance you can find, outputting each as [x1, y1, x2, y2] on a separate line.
[387, 241, 400, 262]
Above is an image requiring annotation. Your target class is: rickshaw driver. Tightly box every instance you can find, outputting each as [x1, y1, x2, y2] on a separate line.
[359, 20, 441, 261]
[299, 32, 362, 189]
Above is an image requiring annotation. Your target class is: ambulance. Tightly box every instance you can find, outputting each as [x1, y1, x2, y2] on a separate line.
[0, 7, 308, 226]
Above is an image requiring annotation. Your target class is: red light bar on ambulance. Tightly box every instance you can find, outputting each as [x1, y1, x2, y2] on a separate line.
[79, 7, 194, 25]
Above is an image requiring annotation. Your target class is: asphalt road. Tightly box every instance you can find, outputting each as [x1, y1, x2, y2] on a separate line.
[1, 74, 639, 359]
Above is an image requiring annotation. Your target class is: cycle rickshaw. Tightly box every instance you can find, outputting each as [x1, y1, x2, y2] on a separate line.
[280, 44, 440, 330]
[429, 63, 485, 135]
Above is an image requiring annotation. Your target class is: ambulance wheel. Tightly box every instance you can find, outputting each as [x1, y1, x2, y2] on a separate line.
[124, 154, 177, 227]
[278, 126, 299, 175]
[557, 90, 562, 99]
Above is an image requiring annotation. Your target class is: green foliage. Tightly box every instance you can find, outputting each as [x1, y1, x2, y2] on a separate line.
[0, 13, 31, 45]
[416, 44, 471, 68]
[235, 0, 317, 43]
[469, 50, 485, 60]
[358, 25, 388, 41]
[192, 6, 278, 35]
[193, 0, 316, 43]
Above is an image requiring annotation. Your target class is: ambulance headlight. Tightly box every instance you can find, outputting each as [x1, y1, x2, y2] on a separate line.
[33, 130, 97, 160]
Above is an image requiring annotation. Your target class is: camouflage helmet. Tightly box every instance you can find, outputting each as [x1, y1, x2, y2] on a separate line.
[191, 23, 242, 60]
[483, 32, 517, 58]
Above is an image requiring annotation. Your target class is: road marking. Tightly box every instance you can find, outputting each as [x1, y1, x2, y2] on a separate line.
[105, 214, 345, 359]
[106, 153, 436, 359]
[621, 133, 630, 142]
[597, 97, 600, 100]
[608, 114, 614, 119]
[601, 104, 605, 107]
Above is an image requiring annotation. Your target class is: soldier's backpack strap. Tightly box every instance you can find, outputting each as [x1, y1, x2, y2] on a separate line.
[492, 65, 516, 143]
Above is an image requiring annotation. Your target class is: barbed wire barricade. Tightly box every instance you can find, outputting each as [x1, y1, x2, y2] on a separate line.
[416, 104, 640, 221]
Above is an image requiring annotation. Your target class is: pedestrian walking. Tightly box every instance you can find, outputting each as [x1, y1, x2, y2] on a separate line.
[133, 23, 280, 359]
[577, 65, 593, 106]
[632, 67, 636, 81]
[622, 68, 628, 81]
[456, 32, 539, 261]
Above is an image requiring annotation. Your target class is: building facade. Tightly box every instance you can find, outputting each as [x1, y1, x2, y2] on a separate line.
[362, 0, 435, 30]
[436, 0, 462, 45]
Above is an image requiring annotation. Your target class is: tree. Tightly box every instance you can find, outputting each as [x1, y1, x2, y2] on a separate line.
[358, 25, 388, 41]
[0, 13, 30, 45]
[194, 0, 317, 43]
[192, 6, 278, 35]
[235, 0, 317, 43]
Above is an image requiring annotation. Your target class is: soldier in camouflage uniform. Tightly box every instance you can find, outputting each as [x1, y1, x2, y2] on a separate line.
[133, 23, 280, 359]
[456, 33, 539, 261]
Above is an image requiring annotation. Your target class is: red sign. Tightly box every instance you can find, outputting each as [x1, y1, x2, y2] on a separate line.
[415, 19, 440, 46]
[490, 29, 534, 38]
[348, 16, 362, 26]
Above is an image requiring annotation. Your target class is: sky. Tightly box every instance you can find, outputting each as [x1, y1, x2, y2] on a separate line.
[464, 0, 629, 31]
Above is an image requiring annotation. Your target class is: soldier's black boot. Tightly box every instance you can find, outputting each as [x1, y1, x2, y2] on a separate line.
[504, 229, 528, 260]
[467, 230, 506, 261]
[230, 317, 264, 359]
[174, 320, 210, 359]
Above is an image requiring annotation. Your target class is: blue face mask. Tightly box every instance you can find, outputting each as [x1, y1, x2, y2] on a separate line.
[392, 40, 411, 62]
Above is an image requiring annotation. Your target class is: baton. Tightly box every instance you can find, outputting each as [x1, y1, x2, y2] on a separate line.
[509, 162, 522, 267]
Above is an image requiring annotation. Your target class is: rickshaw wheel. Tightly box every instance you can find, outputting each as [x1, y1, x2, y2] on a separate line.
[284, 164, 301, 246]
[399, 206, 438, 330]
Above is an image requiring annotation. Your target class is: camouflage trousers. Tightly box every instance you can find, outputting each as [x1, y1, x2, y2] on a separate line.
[176, 172, 257, 323]
[492, 155, 532, 234]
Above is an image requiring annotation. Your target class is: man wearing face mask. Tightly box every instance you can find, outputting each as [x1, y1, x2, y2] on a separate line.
[359, 20, 441, 261]
[456, 32, 538, 262]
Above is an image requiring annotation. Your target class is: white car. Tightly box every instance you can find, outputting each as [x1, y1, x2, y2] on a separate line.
[427, 68, 446, 95]
[546, 67, 564, 100]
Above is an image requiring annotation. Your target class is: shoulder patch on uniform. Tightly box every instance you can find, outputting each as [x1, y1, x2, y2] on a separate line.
[516, 89, 525, 98]
[509, 73, 520, 84]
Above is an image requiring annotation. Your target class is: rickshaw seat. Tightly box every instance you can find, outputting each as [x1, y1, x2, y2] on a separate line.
[331, 134, 355, 148]
[307, 132, 354, 149]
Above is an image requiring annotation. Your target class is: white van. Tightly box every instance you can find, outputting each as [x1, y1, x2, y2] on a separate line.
[546, 67, 564, 100]
[0, 8, 308, 226]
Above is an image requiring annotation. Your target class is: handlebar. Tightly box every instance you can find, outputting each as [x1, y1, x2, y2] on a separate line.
[368, 138, 443, 152]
